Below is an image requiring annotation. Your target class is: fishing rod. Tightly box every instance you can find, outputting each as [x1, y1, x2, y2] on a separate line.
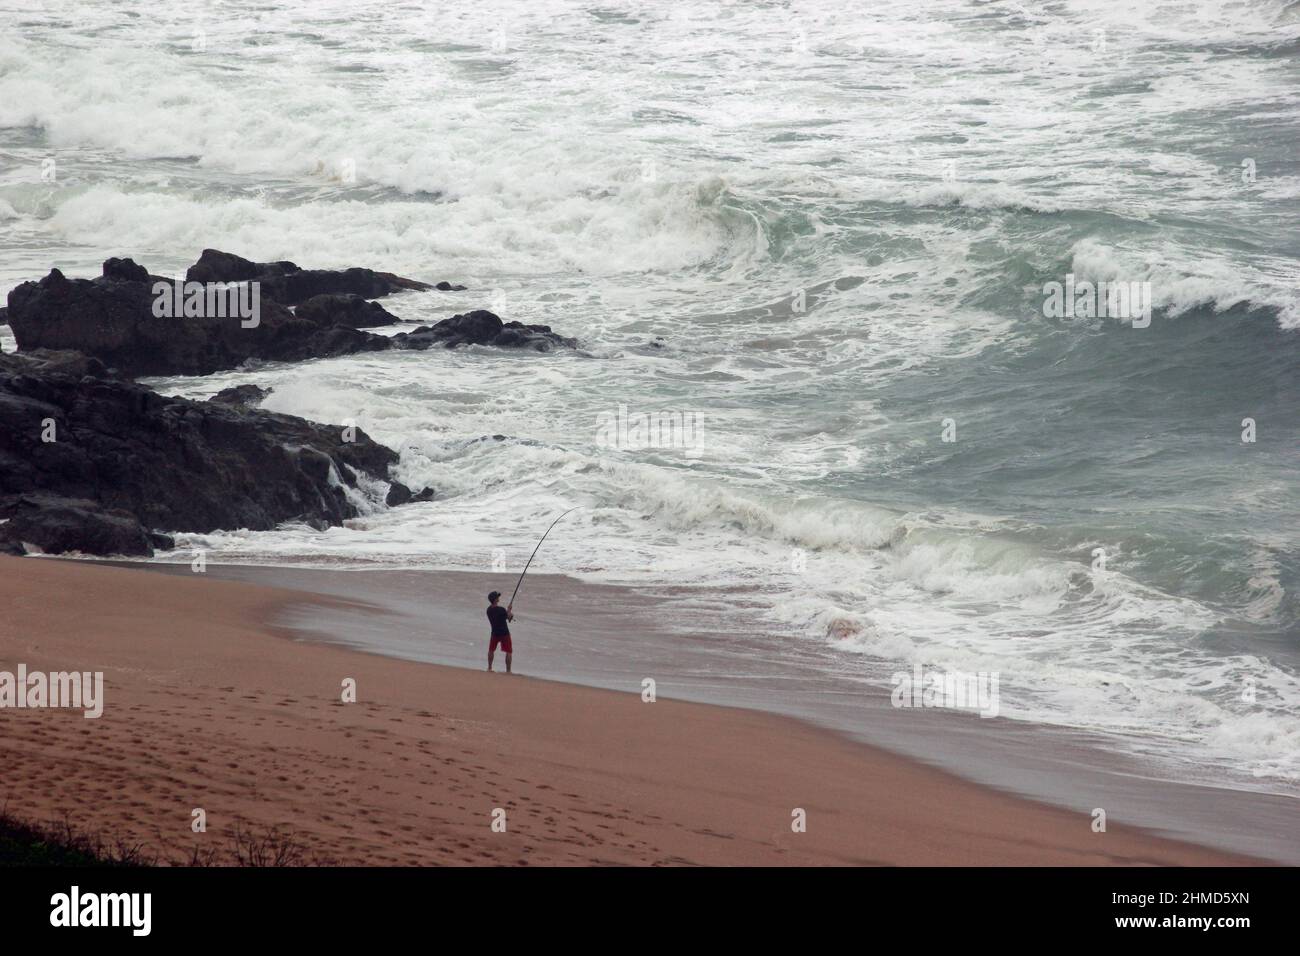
[508, 507, 581, 608]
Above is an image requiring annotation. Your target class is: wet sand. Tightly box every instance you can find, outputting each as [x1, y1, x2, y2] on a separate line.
[0, 556, 1269, 865]
[136, 560, 1300, 864]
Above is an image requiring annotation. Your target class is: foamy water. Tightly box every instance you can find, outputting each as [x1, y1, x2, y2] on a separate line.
[2, 0, 1298, 791]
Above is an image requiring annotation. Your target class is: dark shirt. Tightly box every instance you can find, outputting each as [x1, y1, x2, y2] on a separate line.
[487, 604, 510, 637]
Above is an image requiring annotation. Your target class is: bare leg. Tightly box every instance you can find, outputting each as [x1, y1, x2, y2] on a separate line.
[505, 652, 512, 674]
[487, 648, 494, 672]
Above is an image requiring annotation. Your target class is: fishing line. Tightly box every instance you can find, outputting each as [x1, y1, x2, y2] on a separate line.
[508, 507, 580, 608]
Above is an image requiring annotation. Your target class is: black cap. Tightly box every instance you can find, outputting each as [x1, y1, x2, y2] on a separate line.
[488, 591, 501, 603]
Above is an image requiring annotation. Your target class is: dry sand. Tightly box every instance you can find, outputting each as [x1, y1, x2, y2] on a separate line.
[0, 556, 1261, 865]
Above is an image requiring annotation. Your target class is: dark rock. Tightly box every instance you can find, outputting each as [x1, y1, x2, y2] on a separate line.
[186, 249, 298, 284]
[6, 348, 112, 379]
[0, 350, 399, 556]
[0, 306, 8, 326]
[102, 257, 152, 283]
[258, 268, 429, 306]
[493, 322, 571, 350]
[209, 384, 272, 407]
[5, 261, 394, 377]
[148, 531, 175, 550]
[0, 495, 154, 557]
[5, 258, 566, 377]
[402, 309, 499, 346]
[185, 249, 436, 306]
[391, 310, 577, 352]
[385, 482, 434, 506]
[295, 294, 399, 328]
[435, 281, 468, 292]
[385, 481, 412, 506]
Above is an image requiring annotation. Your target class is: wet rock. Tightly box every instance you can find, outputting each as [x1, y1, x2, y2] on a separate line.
[6, 348, 113, 379]
[391, 310, 577, 352]
[385, 481, 413, 506]
[185, 249, 299, 285]
[185, 248, 435, 305]
[148, 530, 176, 551]
[0, 350, 399, 556]
[385, 481, 435, 506]
[0, 495, 155, 557]
[209, 384, 273, 407]
[101, 257, 153, 283]
[5, 257, 565, 377]
[295, 294, 399, 328]
[5, 261, 391, 377]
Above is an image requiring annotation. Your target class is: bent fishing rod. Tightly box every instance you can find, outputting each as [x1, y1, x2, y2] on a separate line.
[508, 507, 581, 609]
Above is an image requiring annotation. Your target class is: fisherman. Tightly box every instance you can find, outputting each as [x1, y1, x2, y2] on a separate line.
[486, 508, 577, 675]
[486, 591, 514, 674]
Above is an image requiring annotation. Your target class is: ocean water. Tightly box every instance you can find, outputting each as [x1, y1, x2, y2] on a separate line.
[2, 1, 1297, 791]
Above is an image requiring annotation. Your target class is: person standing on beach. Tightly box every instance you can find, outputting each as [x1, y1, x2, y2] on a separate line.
[486, 591, 514, 674]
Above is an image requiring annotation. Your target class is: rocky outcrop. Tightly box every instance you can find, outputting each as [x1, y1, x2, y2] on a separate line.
[101, 257, 159, 284]
[184, 249, 297, 285]
[209, 384, 273, 407]
[5, 263, 390, 377]
[0, 495, 168, 557]
[185, 249, 434, 305]
[384, 481, 435, 507]
[295, 294, 399, 328]
[0, 347, 111, 379]
[392, 310, 577, 352]
[6, 257, 571, 376]
[0, 350, 398, 556]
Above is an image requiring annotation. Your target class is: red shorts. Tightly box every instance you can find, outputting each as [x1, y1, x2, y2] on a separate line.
[490, 634, 513, 654]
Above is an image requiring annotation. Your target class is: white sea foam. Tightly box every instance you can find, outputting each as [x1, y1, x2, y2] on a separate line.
[1069, 237, 1300, 327]
[146, 350, 1300, 785]
[904, 182, 1064, 214]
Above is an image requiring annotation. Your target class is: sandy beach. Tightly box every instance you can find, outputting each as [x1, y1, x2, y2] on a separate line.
[0, 555, 1264, 866]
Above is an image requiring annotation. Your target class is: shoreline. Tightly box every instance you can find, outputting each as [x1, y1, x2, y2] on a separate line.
[0, 555, 1276, 865]
[120, 558, 1300, 864]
